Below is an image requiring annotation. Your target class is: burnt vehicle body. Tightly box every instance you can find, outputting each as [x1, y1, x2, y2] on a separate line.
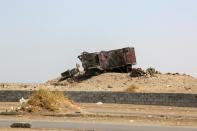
[78, 47, 136, 76]
[60, 47, 136, 80]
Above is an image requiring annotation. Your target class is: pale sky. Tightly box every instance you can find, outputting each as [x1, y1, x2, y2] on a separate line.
[0, 0, 196, 83]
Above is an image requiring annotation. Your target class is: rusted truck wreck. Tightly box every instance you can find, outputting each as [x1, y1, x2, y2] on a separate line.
[61, 47, 136, 80]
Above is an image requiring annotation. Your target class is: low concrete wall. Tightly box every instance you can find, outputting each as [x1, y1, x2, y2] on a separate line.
[0, 91, 197, 107]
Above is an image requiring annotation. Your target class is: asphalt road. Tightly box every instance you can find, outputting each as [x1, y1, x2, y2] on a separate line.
[0, 119, 196, 131]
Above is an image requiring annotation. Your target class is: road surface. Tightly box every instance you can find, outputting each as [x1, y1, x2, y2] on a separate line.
[0, 119, 196, 131]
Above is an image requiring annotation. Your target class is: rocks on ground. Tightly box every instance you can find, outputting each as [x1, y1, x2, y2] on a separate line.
[129, 67, 161, 77]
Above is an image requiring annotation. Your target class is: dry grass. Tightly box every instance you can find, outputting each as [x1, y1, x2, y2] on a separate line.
[20, 89, 78, 113]
[125, 84, 140, 93]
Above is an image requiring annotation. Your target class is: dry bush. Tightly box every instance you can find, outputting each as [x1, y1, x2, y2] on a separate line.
[21, 89, 77, 113]
[125, 84, 140, 93]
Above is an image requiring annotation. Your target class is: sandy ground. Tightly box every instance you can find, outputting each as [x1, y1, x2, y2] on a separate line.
[0, 73, 197, 93]
[0, 129, 75, 131]
[1, 103, 197, 119]
[0, 102, 197, 127]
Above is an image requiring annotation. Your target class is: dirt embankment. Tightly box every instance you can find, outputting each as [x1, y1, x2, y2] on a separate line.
[49, 73, 197, 93]
[0, 72, 197, 93]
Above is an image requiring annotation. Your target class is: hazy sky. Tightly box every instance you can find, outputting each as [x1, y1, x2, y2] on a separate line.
[0, 0, 196, 83]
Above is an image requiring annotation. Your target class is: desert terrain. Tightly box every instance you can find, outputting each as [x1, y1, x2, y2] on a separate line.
[0, 70, 197, 130]
[0, 72, 196, 93]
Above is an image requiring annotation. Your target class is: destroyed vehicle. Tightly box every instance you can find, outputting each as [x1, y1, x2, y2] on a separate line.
[61, 47, 136, 80]
[78, 47, 136, 75]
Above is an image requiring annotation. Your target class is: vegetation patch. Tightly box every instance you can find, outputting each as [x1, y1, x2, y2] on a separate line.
[19, 89, 80, 113]
[125, 84, 140, 93]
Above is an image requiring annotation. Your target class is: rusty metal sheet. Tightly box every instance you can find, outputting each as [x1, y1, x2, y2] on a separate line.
[123, 47, 136, 65]
[98, 47, 136, 70]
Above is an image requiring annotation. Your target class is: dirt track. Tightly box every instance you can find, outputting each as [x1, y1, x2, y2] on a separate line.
[0, 129, 74, 131]
[0, 102, 197, 127]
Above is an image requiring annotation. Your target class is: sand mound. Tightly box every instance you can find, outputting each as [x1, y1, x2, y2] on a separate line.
[46, 72, 197, 93]
[18, 89, 80, 113]
[0, 68, 196, 94]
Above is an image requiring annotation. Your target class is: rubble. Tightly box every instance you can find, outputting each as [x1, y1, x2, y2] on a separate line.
[130, 68, 161, 78]
[60, 68, 80, 81]
[146, 67, 161, 76]
[129, 68, 146, 77]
